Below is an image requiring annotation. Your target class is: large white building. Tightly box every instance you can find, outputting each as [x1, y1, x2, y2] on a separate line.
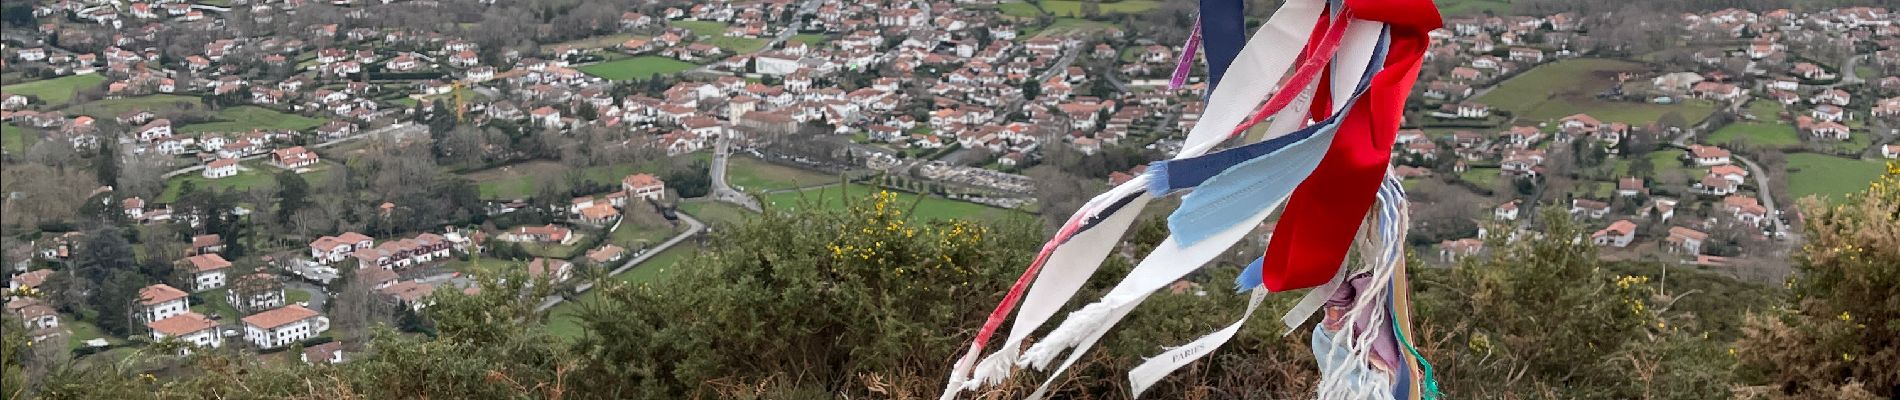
[242, 305, 329, 349]
[180, 253, 232, 292]
[138, 284, 191, 323]
[147, 312, 223, 355]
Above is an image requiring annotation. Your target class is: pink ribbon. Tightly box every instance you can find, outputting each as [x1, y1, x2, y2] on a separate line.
[1169, 17, 1203, 90]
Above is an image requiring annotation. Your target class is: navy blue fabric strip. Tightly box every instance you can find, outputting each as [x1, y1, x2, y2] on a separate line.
[1154, 29, 1388, 194]
[1199, 0, 1246, 92]
[1075, 192, 1143, 233]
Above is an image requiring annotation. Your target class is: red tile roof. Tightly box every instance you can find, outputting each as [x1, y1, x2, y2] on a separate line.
[147, 312, 219, 336]
[139, 284, 189, 306]
[242, 305, 319, 330]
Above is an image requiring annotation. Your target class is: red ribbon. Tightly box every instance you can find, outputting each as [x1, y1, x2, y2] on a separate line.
[1259, 0, 1440, 292]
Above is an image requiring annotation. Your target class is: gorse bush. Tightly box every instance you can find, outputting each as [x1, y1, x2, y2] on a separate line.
[9, 170, 1898, 399]
[1735, 162, 1900, 399]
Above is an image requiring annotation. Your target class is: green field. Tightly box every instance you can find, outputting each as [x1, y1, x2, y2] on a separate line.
[159, 160, 334, 202]
[1642, 148, 1691, 178]
[1435, 0, 1512, 15]
[1477, 59, 1716, 125]
[668, 21, 769, 53]
[1029, 18, 1119, 38]
[672, 20, 727, 37]
[1708, 122, 1799, 147]
[190, 288, 241, 321]
[1458, 166, 1501, 187]
[727, 156, 839, 192]
[67, 94, 202, 118]
[445, 257, 527, 278]
[1038, 0, 1159, 17]
[704, 36, 769, 54]
[2, 124, 31, 152]
[1786, 153, 1885, 202]
[579, 56, 698, 80]
[790, 34, 829, 46]
[65, 320, 122, 350]
[466, 160, 665, 200]
[177, 106, 326, 134]
[1742, 99, 1783, 120]
[552, 33, 640, 49]
[544, 245, 696, 338]
[1, 74, 106, 105]
[521, 239, 587, 260]
[763, 184, 1027, 222]
[288, 288, 313, 305]
[997, 1, 1043, 18]
[609, 217, 678, 252]
[678, 200, 755, 227]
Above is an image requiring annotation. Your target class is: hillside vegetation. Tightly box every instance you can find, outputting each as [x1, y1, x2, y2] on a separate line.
[6, 164, 1898, 399]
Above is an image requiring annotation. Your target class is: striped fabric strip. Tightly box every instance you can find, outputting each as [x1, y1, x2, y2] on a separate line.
[1016, 20, 1391, 400]
[1159, 25, 1387, 246]
[1168, 17, 1201, 90]
[1309, 172, 1410, 400]
[1256, 0, 1440, 293]
[939, 0, 1330, 396]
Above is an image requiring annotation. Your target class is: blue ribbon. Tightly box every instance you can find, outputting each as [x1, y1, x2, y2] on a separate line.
[1199, 0, 1247, 93]
[1147, 29, 1389, 248]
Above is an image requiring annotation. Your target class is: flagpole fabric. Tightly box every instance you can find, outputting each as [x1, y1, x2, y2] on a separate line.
[1198, 0, 1246, 92]
[939, 0, 1331, 395]
[1016, 22, 1388, 399]
[942, 0, 1439, 396]
[1257, 0, 1441, 293]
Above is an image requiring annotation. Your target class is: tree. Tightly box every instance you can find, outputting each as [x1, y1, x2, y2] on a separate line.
[1413, 209, 1649, 398]
[1628, 155, 1656, 179]
[92, 270, 150, 337]
[275, 170, 311, 224]
[1736, 164, 1900, 398]
[93, 140, 120, 189]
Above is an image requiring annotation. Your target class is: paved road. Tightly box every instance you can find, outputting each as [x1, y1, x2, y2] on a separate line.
[1730, 153, 1790, 238]
[986, 45, 1083, 125]
[1664, 95, 1788, 238]
[710, 134, 764, 211]
[1833, 54, 1868, 86]
[535, 212, 704, 312]
[284, 280, 330, 312]
[161, 122, 424, 178]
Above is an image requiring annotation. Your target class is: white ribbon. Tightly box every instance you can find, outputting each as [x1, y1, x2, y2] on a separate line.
[941, 0, 1332, 396]
[1020, 18, 1390, 399]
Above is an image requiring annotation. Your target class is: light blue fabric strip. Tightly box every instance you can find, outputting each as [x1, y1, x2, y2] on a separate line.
[1165, 29, 1390, 247]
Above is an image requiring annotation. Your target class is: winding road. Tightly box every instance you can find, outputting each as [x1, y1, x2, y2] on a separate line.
[709, 134, 764, 211]
[534, 212, 704, 312]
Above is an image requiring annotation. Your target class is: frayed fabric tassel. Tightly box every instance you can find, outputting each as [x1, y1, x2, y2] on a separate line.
[964, 346, 1019, 389]
[1020, 301, 1115, 370]
[1142, 161, 1173, 196]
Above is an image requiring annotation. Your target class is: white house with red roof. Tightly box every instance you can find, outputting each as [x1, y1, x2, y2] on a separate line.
[179, 253, 232, 292]
[203, 158, 239, 179]
[138, 284, 191, 323]
[271, 146, 319, 168]
[309, 232, 374, 264]
[622, 173, 666, 200]
[147, 312, 222, 355]
[242, 305, 328, 349]
[1666, 227, 1708, 255]
[137, 118, 171, 141]
[1688, 145, 1732, 166]
[1592, 219, 1639, 247]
